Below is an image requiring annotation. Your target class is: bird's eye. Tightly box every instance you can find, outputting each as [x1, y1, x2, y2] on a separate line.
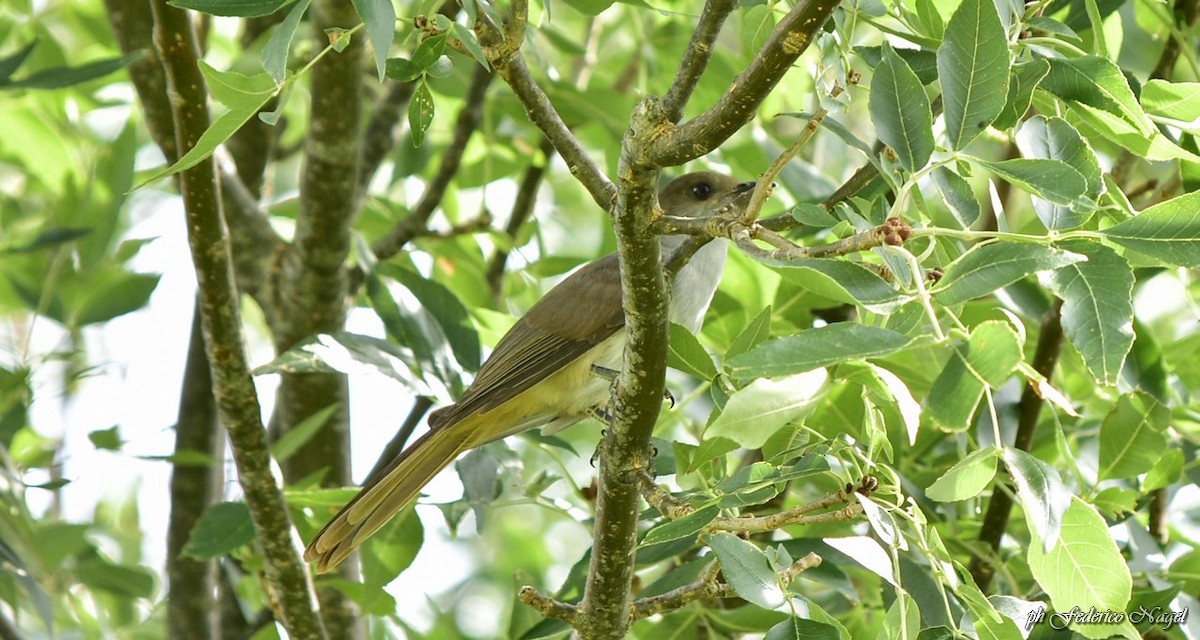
[689, 182, 713, 200]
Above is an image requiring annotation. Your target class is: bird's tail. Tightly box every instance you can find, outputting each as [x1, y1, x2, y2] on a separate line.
[304, 422, 472, 573]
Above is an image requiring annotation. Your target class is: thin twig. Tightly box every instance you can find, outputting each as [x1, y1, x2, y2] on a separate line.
[366, 396, 434, 484]
[661, 0, 740, 122]
[486, 139, 555, 299]
[372, 66, 495, 261]
[518, 586, 581, 624]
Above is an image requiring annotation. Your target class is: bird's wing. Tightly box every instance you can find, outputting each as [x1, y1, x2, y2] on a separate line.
[428, 253, 626, 427]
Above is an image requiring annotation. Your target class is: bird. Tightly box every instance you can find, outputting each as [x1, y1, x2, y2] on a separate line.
[305, 172, 756, 572]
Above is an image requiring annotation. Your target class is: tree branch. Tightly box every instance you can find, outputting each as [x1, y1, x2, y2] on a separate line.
[358, 82, 416, 193]
[147, 2, 325, 637]
[486, 139, 555, 299]
[166, 304, 221, 640]
[969, 299, 1064, 590]
[660, 0, 739, 122]
[475, 0, 617, 210]
[645, 0, 842, 166]
[372, 65, 495, 261]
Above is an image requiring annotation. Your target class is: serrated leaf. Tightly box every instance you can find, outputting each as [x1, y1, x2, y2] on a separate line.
[994, 59, 1050, 130]
[1097, 392, 1168, 480]
[728, 324, 912, 380]
[183, 502, 256, 559]
[350, 0, 395, 81]
[1042, 57, 1151, 134]
[978, 158, 1088, 206]
[168, 0, 293, 17]
[870, 44, 934, 172]
[1004, 447, 1070, 553]
[937, 0, 1010, 149]
[1046, 242, 1134, 386]
[1141, 80, 1200, 121]
[926, 446, 998, 501]
[1027, 498, 1135, 638]
[1103, 190, 1200, 267]
[706, 370, 828, 449]
[409, 79, 434, 147]
[709, 532, 786, 610]
[933, 243, 1085, 305]
[668, 322, 718, 380]
[1015, 116, 1101, 229]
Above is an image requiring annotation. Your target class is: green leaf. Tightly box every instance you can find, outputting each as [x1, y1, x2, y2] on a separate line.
[0, 41, 37, 83]
[1046, 242, 1134, 386]
[362, 508, 423, 594]
[384, 264, 481, 371]
[728, 324, 913, 380]
[932, 243, 1085, 305]
[136, 63, 277, 188]
[88, 426, 123, 451]
[0, 53, 142, 90]
[936, 0, 1010, 149]
[559, 0, 616, 15]
[1103, 190, 1200, 266]
[75, 272, 161, 326]
[931, 167, 980, 228]
[271, 403, 340, 463]
[1141, 80, 1200, 121]
[75, 558, 156, 598]
[1097, 393, 1169, 480]
[261, 0, 311, 83]
[641, 505, 719, 546]
[1015, 116, 1102, 229]
[409, 79, 435, 147]
[926, 321, 1022, 430]
[1027, 498, 1135, 639]
[668, 322, 718, 380]
[350, 0, 396, 81]
[1005, 447, 1070, 553]
[451, 23, 489, 69]
[870, 44, 934, 172]
[857, 46, 939, 85]
[183, 502, 257, 559]
[1143, 447, 1183, 492]
[926, 446, 998, 501]
[1042, 56, 1151, 134]
[706, 371, 828, 449]
[725, 306, 773, 361]
[765, 617, 842, 640]
[773, 259, 909, 314]
[168, 0, 294, 17]
[709, 532, 786, 610]
[994, 59, 1050, 130]
[385, 57, 421, 83]
[411, 33, 447, 71]
[1068, 101, 1200, 162]
[977, 158, 1088, 206]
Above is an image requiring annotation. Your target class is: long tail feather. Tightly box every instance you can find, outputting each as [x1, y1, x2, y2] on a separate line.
[304, 422, 472, 573]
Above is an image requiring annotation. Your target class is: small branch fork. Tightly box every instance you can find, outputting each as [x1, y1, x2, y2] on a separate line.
[519, 551, 824, 625]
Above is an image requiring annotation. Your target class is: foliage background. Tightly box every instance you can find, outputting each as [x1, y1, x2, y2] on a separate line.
[1, 0, 1199, 638]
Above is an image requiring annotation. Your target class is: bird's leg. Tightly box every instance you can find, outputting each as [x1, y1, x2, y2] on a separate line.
[589, 364, 675, 406]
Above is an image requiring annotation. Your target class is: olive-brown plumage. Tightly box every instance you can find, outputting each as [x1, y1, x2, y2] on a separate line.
[305, 172, 754, 572]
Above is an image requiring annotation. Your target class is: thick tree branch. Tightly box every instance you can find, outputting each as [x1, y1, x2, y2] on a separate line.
[147, 2, 325, 637]
[166, 305, 221, 640]
[475, 0, 617, 210]
[660, 0, 739, 122]
[372, 66, 495, 260]
[103, 0, 283, 306]
[969, 299, 1064, 590]
[645, 0, 842, 166]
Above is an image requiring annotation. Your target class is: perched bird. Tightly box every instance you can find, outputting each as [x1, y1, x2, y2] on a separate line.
[305, 172, 755, 572]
